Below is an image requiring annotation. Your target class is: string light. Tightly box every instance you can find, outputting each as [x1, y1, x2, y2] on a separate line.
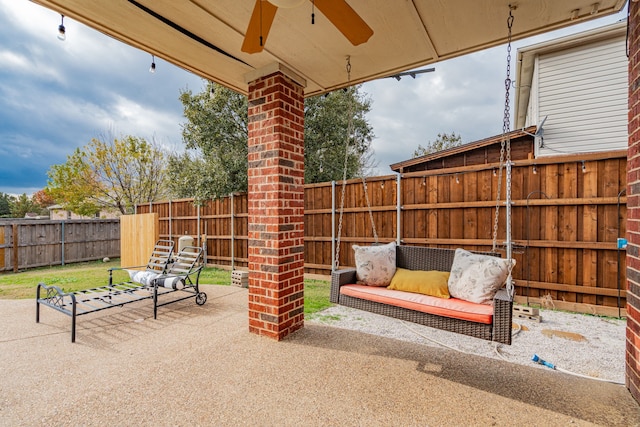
[581, 160, 587, 173]
[455, 174, 460, 184]
[57, 14, 66, 41]
[149, 55, 156, 73]
[532, 165, 537, 175]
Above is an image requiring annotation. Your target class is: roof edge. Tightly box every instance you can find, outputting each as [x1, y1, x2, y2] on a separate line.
[389, 126, 536, 172]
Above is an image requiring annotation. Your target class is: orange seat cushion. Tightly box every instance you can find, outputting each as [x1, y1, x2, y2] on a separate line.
[340, 284, 493, 324]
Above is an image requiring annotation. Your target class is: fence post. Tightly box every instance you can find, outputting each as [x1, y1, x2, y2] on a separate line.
[231, 193, 235, 271]
[0, 225, 5, 271]
[396, 174, 402, 246]
[61, 221, 65, 266]
[197, 204, 201, 248]
[169, 199, 172, 242]
[12, 223, 18, 273]
[331, 181, 336, 272]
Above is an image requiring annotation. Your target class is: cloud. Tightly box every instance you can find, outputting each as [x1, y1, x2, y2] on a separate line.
[363, 47, 507, 173]
[362, 13, 628, 174]
[0, 0, 202, 194]
[0, 0, 628, 194]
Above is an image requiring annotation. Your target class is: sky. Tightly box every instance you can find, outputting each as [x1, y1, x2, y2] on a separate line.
[0, 1, 629, 196]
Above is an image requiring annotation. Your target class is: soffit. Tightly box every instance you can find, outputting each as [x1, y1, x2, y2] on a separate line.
[31, 0, 626, 97]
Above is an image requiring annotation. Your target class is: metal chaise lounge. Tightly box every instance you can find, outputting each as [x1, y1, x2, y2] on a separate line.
[36, 241, 207, 342]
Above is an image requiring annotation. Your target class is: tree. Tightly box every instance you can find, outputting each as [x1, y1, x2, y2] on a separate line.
[0, 193, 12, 217]
[169, 81, 377, 201]
[47, 135, 169, 215]
[412, 132, 463, 158]
[32, 189, 55, 209]
[304, 86, 376, 183]
[10, 193, 41, 218]
[168, 82, 248, 202]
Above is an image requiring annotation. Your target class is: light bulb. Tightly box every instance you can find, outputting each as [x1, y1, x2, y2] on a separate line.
[149, 55, 156, 73]
[57, 15, 66, 41]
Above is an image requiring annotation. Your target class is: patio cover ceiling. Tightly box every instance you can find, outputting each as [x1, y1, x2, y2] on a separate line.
[31, 0, 626, 97]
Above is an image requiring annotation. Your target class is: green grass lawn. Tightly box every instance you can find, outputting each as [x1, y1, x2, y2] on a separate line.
[0, 259, 332, 315]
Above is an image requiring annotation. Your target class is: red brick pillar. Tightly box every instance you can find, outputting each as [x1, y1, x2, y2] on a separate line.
[246, 67, 305, 340]
[628, 0, 640, 403]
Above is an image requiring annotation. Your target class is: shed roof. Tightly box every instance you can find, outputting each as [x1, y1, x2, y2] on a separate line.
[390, 126, 536, 173]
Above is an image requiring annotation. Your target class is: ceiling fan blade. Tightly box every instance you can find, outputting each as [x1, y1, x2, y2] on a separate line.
[313, 0, 373, 46]
[242, 0, 278, 54]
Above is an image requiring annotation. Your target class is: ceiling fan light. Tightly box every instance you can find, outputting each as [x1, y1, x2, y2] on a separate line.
[268, 0, 305, 8]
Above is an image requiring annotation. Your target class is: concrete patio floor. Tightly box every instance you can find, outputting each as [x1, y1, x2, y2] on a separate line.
[1, 284, 638, 426]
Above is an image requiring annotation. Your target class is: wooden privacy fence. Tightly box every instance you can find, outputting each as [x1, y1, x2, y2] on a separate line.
[136, 195, 248, 268]
[136, 150, 627, 316]
[0, 219, 120, 272]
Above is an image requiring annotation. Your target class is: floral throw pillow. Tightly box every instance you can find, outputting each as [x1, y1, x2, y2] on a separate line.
[353, 242, 397, 286]
[447, 248, 515, 304]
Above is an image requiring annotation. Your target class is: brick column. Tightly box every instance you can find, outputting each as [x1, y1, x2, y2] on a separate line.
[246, 66, 305, 340]
[628, 0, 640, 403]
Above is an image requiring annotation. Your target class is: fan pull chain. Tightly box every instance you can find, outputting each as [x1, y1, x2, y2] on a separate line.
[259, 0, 263, 46]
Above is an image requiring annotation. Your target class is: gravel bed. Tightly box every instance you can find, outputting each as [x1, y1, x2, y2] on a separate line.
[309, 305, 627, 384]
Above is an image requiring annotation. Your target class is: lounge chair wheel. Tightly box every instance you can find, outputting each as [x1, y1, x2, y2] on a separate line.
[196, 292, 207, 306]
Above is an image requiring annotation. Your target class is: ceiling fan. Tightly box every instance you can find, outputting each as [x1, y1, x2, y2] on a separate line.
[241, 0, 374, 54]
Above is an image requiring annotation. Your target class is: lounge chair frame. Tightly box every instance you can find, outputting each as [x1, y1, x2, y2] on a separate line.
[36, 243, 206, 342]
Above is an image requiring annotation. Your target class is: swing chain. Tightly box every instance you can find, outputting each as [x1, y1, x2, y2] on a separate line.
[504, 6, 516, 297]
[334, 56, 379, 269]
[361, 176, 379, 243]
[492, 6, 514, 254]
[503, 8, 513, 136]
[334, 57, 353, 270]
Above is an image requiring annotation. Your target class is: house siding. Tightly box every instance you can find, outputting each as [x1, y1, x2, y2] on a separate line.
[524, 60, 539, 128]
[535, 35, 627, 156]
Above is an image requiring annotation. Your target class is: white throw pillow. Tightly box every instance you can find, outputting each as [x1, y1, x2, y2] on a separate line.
[353, 242, 397, 286]
[447, 248, 515, 304]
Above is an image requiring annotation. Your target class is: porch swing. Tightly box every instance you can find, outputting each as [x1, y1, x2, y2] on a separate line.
[329, 7, 517, 345]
